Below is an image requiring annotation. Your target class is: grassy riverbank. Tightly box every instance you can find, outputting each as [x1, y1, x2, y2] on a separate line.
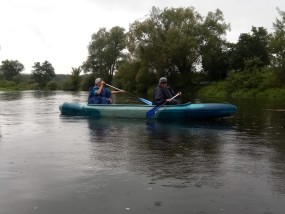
[0, 74, 70, 91]
[1, 70, 285, 100]
[198, 70, 285, 99]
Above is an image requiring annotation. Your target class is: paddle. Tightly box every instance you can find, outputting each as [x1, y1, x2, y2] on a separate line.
[105, 83, 152, 105]
[146, 93, 180, 119]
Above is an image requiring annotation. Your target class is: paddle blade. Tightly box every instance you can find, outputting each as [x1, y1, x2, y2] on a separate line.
[139, 97, 152, 105]
[146, 106, 159, 119]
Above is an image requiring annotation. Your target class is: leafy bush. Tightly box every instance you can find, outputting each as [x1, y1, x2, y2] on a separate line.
[225, 71, 263, 93]
[197, 68, 285, 98]
[47, 81, 58, 90]
[12, 75, 22, 84]
[198, 82, 228, 98]
[255, 88, 285, 98]
[0, 80, 16, 88]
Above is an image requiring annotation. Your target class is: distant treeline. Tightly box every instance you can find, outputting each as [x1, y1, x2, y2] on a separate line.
[1, 7, 285, 98]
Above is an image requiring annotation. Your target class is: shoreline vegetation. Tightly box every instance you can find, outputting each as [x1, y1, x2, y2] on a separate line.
[1, 7, 285, 100]
[197, 69, 285, 99]
[1, 69, 284, 100]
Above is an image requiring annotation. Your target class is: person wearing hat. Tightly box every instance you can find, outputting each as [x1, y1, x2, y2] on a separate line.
[152, 77, 181, 106]
[88, 78, 125, 104]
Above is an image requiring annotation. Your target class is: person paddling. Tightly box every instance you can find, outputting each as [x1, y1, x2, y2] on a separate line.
[88, 78, 125, 104]
[152, 77, 181, 106]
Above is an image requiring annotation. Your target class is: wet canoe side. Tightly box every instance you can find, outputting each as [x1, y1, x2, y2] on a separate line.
[59, 102, 237, 120]
[157, 103, 237, 119]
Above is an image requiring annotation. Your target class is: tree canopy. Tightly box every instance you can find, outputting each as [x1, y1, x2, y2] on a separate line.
[1, 7, 285, 95]
[115, 7, 230, 91]
[82, 26, 127, 83]
[270, 8, 285, 84]
[230, 27, 271, 72]
[31, 61, 55, 88]
[81, 7, 285, 94]
[0, 60, 24, 81]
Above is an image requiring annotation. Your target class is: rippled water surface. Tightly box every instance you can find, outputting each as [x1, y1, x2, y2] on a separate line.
[1, 91, 285, 214]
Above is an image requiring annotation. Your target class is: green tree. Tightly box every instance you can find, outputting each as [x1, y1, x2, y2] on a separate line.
[63, 67, 82, 91]
[200, 9, 230, 80]
[270, 8, 285, 84]
[0, 60, 24, 81]
[70, 67, 82, 90]
[80, 74, 95, 91]
[47, 81, 58, 90]
[31, 61, 55, 88]
[115, 59, 140, 92]
[126, 7, 230, 90]
[82, 26, 127, 83]
[128, 7, 203, 86]
[230, 27, 271, 71]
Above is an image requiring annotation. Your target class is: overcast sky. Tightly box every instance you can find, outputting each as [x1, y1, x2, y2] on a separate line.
[0, 0, 285, 74]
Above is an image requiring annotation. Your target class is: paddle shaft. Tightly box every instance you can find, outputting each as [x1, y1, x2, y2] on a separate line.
[146, 93, 180, 118]
[162, 93, 180, 105]
[105, 83, 152, 105]
[105, 83, 137, 98]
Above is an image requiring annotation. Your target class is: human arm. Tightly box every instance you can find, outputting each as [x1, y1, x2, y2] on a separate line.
[95, 80, 105, 95]
[166, 91, 181, 102]
[165, 87, 181, 102]
[153, 87, 165, 105]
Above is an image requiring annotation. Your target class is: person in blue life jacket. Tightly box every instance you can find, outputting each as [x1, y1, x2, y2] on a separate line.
[152, 77, 181, 106]
[88, 78, 125, 104]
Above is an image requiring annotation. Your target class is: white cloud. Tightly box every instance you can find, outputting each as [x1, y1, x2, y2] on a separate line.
[0, 0, 285, 74]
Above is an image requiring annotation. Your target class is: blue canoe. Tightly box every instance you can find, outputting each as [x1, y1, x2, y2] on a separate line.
[59, 102, 237, 120]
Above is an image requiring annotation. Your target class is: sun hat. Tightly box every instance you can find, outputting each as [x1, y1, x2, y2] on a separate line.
[95, 78, 102, 84]
[159, 77, 167, 84]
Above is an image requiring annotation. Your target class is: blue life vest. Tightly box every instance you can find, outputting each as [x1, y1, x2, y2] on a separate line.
[88, 86, 112, 104]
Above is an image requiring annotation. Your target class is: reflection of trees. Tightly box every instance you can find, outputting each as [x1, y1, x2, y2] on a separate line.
[232, 98, 285, 135]
[88, 118, 113, 143]
[87, 118, 234, 188]
[267, 112, 285, 195]
[270, 149, 285, 194]
[87, 118, 137, 168]
[230, 98, 285, 194]
[0, 91, 23, 101]
[86, 115, 285, 193]
[134, 120, 234, 188]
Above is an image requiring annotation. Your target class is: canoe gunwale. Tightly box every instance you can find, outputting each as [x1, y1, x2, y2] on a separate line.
[59, 102, 237, 119]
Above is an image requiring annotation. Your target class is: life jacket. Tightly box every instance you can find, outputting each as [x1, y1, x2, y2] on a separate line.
[88, 86, 111, 104]
[161, 87, 175, 98]
[152, 86, 177, 105]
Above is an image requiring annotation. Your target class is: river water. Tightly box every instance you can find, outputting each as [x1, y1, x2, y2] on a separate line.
[0, 91, 285, 214]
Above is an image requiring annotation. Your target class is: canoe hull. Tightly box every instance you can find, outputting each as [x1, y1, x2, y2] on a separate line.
[59, 102, 237, 120]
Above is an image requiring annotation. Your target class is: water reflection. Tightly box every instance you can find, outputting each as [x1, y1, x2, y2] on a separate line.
[228, 98, 285, 195]
[1, 91, 285, 214]
[85, 115, 285, 194]
[86, 118, 236, 188]
[0, 91, 23, 101]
